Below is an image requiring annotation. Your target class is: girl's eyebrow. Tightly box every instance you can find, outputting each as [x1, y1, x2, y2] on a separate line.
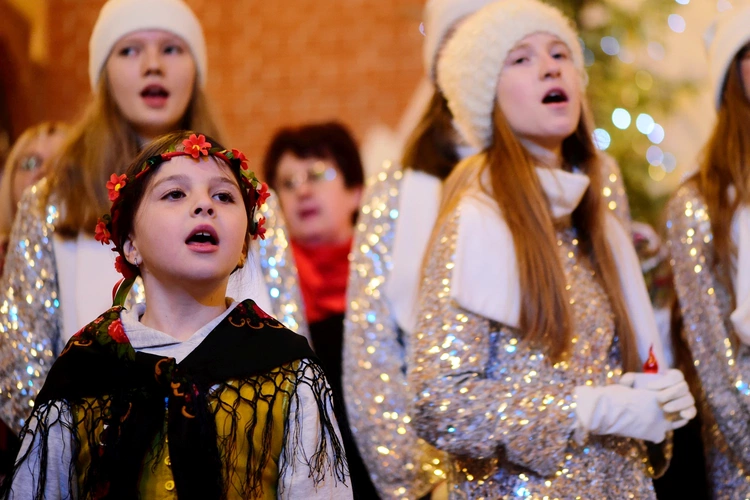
[149, 174, 240, 192]
[149, 174, 189, 191]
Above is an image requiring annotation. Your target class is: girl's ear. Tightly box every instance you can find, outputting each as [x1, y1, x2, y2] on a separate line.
[122, 236, 140, 267]
[237, 236, 249, 269]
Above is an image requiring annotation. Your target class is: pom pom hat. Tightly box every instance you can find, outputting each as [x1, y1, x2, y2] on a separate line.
[437, 0, 585, 150]
[704, 3, 750, 110]
[421, 0, 499, 81]
[88, 0, 207, 91]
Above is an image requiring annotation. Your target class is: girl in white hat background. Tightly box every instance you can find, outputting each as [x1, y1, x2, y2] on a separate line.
[0, 0, 302, 437]
[342, 1, 499, 498]
[407, 1, 696, 497]
[665, 3, 750, 497]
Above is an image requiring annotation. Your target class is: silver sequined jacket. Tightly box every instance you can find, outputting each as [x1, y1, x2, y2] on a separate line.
[409, 203, 655, 499]
[342, 156, 631, 499]
[665, 183, 750, 499]
[0, 179, 305, 433]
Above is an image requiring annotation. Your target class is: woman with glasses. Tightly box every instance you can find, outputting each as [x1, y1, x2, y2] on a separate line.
[262, 121, 378, 498]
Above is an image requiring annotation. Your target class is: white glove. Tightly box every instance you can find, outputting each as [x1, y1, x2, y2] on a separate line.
[619, 368, 697, 428]
[574, 384, 670, 443]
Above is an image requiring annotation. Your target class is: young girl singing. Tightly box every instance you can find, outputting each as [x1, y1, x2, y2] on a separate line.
[1, 131, 350, 499]
[342, 1, 641, 496]
[0, 0, 303, 435]
[665, 5, 750, 497]
[407, 1, 696, 498]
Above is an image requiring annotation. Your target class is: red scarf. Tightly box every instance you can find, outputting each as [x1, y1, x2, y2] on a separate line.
[291, 238, 352, 324]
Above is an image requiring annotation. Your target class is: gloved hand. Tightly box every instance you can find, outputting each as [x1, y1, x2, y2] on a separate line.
[574, 384, 670, 443]
[618, 368, 697, 428]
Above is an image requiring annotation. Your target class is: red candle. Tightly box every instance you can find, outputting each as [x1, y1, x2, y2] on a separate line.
[643, 345, 659, 374]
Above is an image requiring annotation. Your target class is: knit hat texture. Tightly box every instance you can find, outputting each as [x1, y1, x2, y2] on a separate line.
[89, 0, 207, 91]
[422, 0, 498, 81]
[437, 0, 584, 149]
[704, 3, 750, 109]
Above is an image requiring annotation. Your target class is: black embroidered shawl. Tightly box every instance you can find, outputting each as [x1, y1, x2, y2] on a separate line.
[1, 299, 347, 499]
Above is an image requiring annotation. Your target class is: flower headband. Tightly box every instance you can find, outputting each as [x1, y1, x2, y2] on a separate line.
[95, 133, 270, 289]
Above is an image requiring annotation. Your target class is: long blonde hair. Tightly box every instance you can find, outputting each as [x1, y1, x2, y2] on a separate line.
[0, 122, 68, 237]
[47, 72, 220, 237]
[692, 49, 750, 301]
[437, 103, 639, 371]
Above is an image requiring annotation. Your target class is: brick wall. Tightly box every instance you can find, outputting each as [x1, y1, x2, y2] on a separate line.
[42, 0, 425, 170]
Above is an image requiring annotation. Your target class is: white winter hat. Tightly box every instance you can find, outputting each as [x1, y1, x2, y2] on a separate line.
[437, 0, 584, 150]
[421, 0, 499, 81]
[89, 0, 207, 91]
[704, 3, 750, 110]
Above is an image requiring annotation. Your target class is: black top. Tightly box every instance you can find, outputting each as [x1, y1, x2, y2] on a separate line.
[310, 313, 381, 500]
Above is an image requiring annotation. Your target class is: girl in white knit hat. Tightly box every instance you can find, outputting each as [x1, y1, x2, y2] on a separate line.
[342, 1, 500, 498]
[0, 0, 302, 436]
[407, 1, 696, 497]
[665, 4, 750, 497]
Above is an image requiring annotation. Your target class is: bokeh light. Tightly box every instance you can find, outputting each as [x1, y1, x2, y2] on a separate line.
[648, 124, 665, 144]
[636, 114, 655, 135]
[593, 128, 612, 150]
[612, 108, 632, 130]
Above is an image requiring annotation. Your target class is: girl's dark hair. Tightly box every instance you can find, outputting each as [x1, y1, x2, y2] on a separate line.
[401, 90, 460, 180]
[112, 130, 251, 278]
[262, 121, 364, 190]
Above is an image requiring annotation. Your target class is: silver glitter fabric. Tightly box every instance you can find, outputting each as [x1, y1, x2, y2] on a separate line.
[665, 184, 750, 499]
[257, 192, 308, 339]
[408, 204, 656, 499]
[343, 161, 447, 500]
[0, 181, 302, 433]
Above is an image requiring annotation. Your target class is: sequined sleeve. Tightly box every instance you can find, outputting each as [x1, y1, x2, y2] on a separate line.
[257, 192, 308, 337]
[409, 205, 578, 477]
[342, 164, 446, 499]
[666, 184, 750, 470]
[0, 180, 61, 432]
[600, 152, 632, 233]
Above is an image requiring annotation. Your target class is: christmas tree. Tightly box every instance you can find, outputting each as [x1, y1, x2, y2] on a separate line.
[549, 0, 698, 225]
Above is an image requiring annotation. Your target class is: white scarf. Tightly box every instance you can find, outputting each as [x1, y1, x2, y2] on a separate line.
[451, 166, 668, 369]
[385, 169, 443, 335]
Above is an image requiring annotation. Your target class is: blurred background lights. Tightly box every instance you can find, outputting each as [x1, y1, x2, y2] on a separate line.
[618, 48, 635, 64]
[647, 42, 666, 60]
[662, 152, 677, 173]
[647, 145, 664, 166]
[635, 70, 654, 91]
[668, 14, 686, 33]
[675, 0, 689, 5]
[717, 0, 733, 12]
[648, 124, 666, 144]
[584, 47, 595, 67]
[612, 108, 631, 130]
[593, 128, 612, 150]
[648, 164, 667, 182]
[636, 113, 655, 135]
[601, 36, 620, 56]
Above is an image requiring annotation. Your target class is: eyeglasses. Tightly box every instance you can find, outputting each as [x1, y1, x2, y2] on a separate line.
[278, 161, 338, 192]
[18, 154, 44, 172]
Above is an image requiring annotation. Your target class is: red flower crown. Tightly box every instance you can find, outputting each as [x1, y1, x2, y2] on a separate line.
[95, 134, 270, 282]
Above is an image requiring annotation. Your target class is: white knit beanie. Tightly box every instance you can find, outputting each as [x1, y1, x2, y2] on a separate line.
[704, 3, 750, 110]
[422, 0, 498, 81]
[437, 0, 584, 150]
[89, 0, 207, 91]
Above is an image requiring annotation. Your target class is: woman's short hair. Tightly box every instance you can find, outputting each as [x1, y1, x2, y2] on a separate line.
[262, 121, 364, 190]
